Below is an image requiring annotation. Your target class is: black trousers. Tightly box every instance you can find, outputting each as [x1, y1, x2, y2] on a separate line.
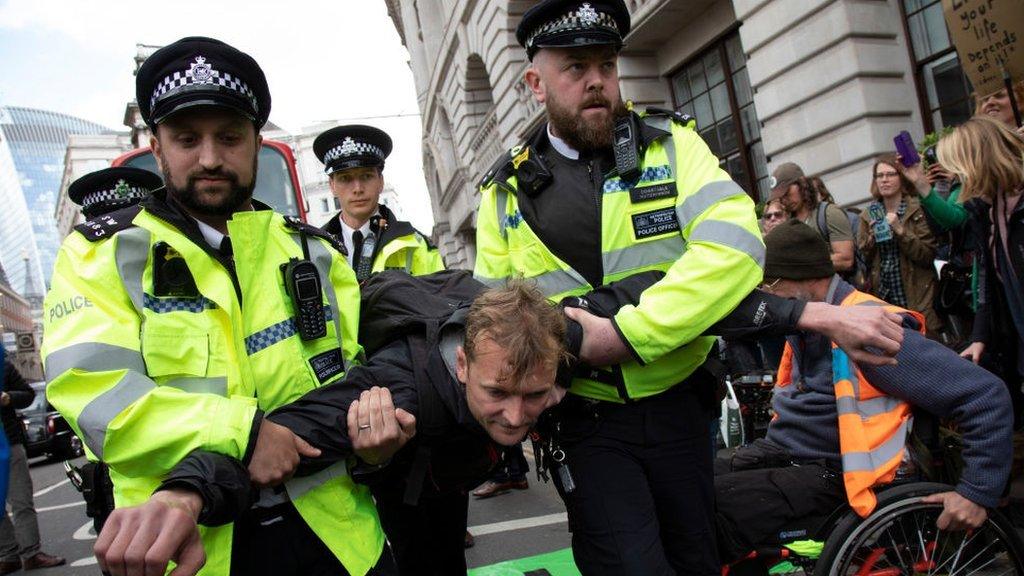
[372, 479, 470, 575]
[714, 439, 846, 565]
[229, 502, 397, 576]
[552, 384, 719, 575]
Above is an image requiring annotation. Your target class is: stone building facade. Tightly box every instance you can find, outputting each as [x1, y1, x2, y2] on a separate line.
[386, 0, 972, 269]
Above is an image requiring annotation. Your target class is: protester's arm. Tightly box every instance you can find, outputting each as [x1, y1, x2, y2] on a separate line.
[862, 326, 1012, 509]
[920, 183, 968, 230]
[611, 127, 763, 365]
[43, 234, 259, 480]
[3, 362, 35, 409]
[267, 338, 419, 469]
[825, 205, 855, 272]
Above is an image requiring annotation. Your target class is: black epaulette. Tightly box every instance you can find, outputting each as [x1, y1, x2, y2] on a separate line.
[74, 204, 143, 242]
[644, 106, 696, 127]
[476, 147, 517, 189]
[283, 215, 348, 256]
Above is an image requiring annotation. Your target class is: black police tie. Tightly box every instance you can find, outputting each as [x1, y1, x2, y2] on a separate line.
[351, 230, 374, 281]
[219, 236, 233, 259]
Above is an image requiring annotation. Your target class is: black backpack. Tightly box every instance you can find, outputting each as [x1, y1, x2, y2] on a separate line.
[358, 270, 498, 503]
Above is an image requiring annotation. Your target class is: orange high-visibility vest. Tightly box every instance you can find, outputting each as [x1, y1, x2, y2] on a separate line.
[776, 290, 925, 517]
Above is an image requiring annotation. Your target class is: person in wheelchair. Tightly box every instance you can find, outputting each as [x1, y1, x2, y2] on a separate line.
[715, 219, 1014, 568]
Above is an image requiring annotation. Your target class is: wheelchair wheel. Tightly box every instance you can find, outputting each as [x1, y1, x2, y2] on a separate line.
[816, 482, 1024, 575]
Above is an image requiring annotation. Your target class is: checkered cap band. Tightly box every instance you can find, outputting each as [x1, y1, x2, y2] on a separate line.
[526, 4, 620, 49]
[323, 141, 386, 164]
[81, 186, 150, 207]
[150, 60, 259, 114]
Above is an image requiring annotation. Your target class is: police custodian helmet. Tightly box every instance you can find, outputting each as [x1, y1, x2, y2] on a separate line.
[68, 166, 163, 218]
[313, 125, 393, 175]
[136, 36, 272, 129]
[516, 0, 631, 60]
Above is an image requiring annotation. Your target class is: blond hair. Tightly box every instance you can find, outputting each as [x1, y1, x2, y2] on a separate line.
[937, 116, 1024, 203]
[464, 280, 567, 386]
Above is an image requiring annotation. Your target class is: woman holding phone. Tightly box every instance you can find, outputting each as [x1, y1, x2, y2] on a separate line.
[859, 154, 943, 338]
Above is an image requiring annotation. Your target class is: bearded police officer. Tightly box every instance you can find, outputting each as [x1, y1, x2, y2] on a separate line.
[314, 125, 443, 281]
[473, 1, 763, 573]
[42, 37, 395, 576]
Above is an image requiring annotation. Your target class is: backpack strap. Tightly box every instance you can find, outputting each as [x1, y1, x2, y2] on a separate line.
[816, 202, 831, 243]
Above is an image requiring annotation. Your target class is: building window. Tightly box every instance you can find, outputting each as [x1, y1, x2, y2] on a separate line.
[669, 32, 769, 200]
[333, 197, 341, 210]
[320, 198, 330, 213]
[900, 0, 973, 131]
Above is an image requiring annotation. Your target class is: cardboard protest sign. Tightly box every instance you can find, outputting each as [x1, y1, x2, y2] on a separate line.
[942, 0, 1024, 97]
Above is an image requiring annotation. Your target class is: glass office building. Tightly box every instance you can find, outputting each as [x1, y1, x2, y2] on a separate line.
[0, 106, 110, 296]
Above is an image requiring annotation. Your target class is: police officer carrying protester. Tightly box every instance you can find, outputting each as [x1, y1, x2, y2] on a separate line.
[314, 125, 444, 281]
[42, 37, 395, 576]
[472, 1, 767, 572]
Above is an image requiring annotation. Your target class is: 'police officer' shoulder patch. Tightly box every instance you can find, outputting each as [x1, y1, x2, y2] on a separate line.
[632, 207, 680, 239]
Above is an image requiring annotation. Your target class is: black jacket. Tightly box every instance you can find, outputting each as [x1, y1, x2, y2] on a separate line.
[966, 195, 1024, 375]
[2, 360, 35, 446]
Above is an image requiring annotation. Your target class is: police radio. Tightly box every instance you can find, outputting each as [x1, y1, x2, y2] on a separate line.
[613, 115, 641, 182]
[282, 231, 327, 341]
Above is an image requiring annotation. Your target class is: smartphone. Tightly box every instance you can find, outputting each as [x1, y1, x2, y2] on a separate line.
[868, 203, 893, 243]
[894, 131, 920, 167]
[923, 145, 938, 166]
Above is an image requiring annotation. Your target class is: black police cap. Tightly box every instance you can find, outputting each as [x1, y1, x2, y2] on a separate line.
[68, 167, 163, 218]
[136, 36, 271, 129]
[313, 125, 393, 175]
[516, 0, 630, 60]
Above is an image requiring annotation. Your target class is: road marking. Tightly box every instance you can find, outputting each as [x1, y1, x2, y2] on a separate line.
[33, 477, 71, 497]
[467, 512, 567, 536]
[37, 501, 84, 513]
[74, 520, 96, 541]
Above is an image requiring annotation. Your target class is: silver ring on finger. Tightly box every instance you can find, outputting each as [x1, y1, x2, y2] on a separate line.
[358, 423, 371, 431]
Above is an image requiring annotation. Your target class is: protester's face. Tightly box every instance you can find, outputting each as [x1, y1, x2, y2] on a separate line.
[526, 46, 627, 151]
[152, 108, 259, 217]
[456, 337, 556, 446]
[779, 183, 802, 212]
[763, 203, 787, 234]
[978, 88, 1015, 127]
[874, 162, 902, 198]
[330, 167, 383, 223]
[762, 277, 815, 302]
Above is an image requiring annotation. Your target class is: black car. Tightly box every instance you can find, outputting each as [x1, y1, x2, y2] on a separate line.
[22, 382, 82, 460]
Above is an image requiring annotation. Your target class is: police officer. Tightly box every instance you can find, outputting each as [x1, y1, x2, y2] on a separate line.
[474, 1, 764, 573]
[42, 37, 394, 576]
[314, 125, 443, 281]
[67, 167, 163, 219]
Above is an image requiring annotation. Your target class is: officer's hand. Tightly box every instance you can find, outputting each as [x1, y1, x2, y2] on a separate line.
[95, 488, 205, 576]
[922, 491, 988, 531]
[563, 307, 631, 367]
[348, 386, 416, 465]
[798, 302, 904, 366]
[248, 420, 321, 488]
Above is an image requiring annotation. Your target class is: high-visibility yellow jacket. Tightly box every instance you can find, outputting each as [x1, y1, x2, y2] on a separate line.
[474, 110, 764, 402]
[777, 290, 926, 517]
[41, 195, 385, 575]
[322, 204, 444, 278]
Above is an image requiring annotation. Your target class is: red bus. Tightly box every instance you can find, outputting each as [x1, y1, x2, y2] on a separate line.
[111, 140, 308, 221]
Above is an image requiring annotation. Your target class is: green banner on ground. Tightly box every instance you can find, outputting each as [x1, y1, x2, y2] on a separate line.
[468, 548, 581, 576]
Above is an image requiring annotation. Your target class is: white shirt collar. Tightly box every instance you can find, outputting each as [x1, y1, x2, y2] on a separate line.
[547, 124, 580, 160]
[337, 211, 377, 264]
[194, 217, 226, 250]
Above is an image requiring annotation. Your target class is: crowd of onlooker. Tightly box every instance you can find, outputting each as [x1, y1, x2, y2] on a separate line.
[756, 80, 1024, 430]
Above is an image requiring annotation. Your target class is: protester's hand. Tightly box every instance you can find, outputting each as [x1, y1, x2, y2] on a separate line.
[95, 488, 205, 576]
[895, 154, 931, 195]
[886, 212, 904, 236]
[563, 307, 631, 367]
[348, 386, 416, 466]
[921, 491, 988, 531]
[247, 420, 321, 487]
[960, 341, 985, 364]
[799, 302, 903, 366]
[926, 163, 953, 185]
[0, 392, 9, 407]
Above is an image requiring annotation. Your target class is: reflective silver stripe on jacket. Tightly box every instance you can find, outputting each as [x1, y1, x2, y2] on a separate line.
[165, 377, 228, 397]
[688, 220, 766, 266]
[45, 342, 146, 383]
[286, 461, 349, 500]
[603, 236, 685, 277]
[840, 419, 909, 473]
[473, 274, 506, 289]
[495, 187, 510, 238]
[530, 267, 589, 298]
[836, 395, 905, 419]
[77, 370, 156, 459]
[676, 180, 747, 232]
[115, 227, 152, 315]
